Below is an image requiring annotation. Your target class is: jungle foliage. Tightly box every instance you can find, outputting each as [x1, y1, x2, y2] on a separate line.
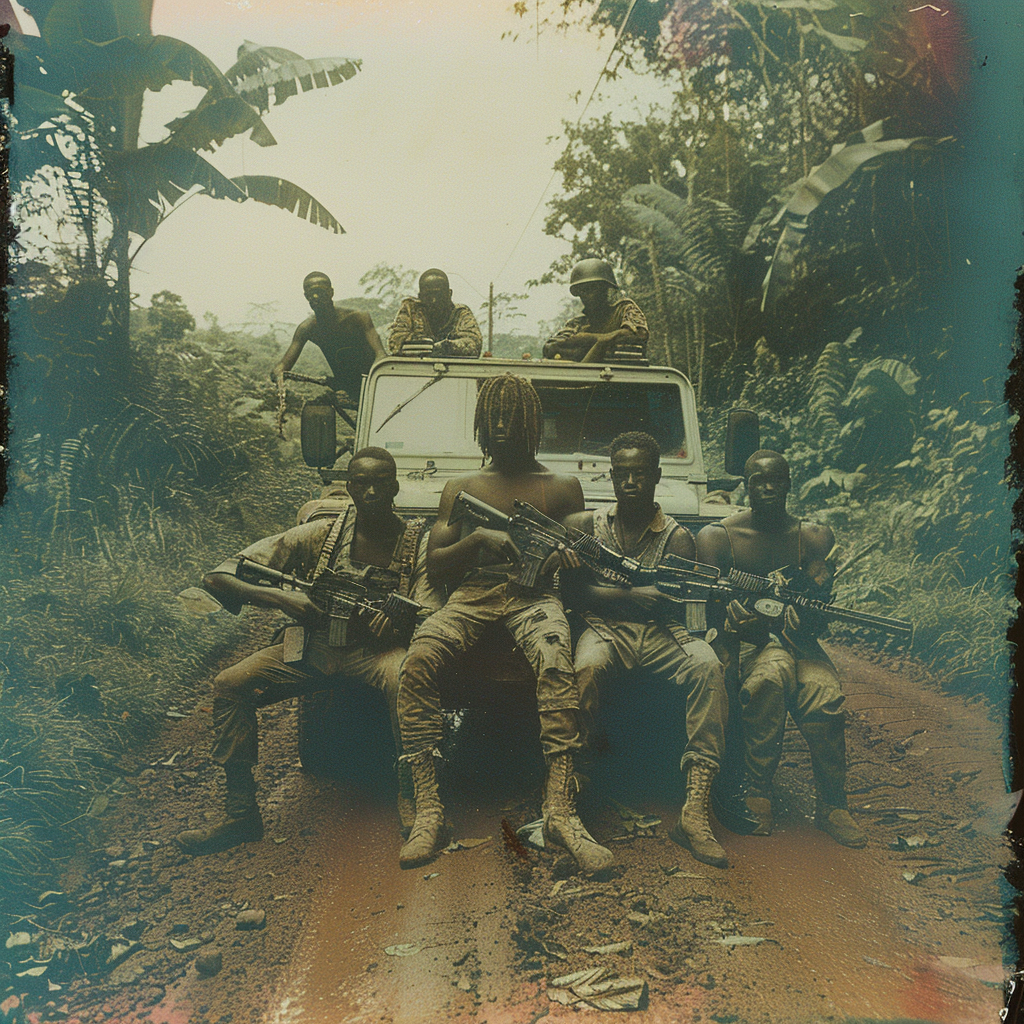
[9, 0, 359, 368]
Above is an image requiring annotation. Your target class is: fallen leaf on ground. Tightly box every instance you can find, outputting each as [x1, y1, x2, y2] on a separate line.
[384, 943, 421, 957]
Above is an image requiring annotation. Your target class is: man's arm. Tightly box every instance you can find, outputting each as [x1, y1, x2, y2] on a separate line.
[542, 318, 586, 361]
[386, 299, 416, 355]
[436, 307, 483, 357]
[579, 301, 650, 363]
[203, 572, 324, 628]
[695, 523, 734, 634]
[353, 309, 387, 361]
[272, 320, 312, 381]
[425, 480, 519, 591]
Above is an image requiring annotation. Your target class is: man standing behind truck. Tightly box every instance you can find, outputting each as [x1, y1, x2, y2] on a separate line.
[542, 259, 649, 363]
[272, 271, 387, 406]
[396, 373, 613, 876]
[387, 269, 483, 357]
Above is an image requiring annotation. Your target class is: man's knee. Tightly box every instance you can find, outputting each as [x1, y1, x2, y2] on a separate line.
[674, 639, 725, 688]
[213, 662, 252, 703]
[400, 634, 452, 686]
[794, 659, 844, 721]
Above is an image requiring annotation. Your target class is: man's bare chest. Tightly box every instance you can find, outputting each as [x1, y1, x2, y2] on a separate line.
[729, 527, 802, 575]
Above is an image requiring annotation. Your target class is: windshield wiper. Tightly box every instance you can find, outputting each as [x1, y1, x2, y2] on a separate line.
[375, 370, 446, 433]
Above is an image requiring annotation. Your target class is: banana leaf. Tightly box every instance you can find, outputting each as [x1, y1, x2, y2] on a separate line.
[799, 21, 868, 52]
[224, 40, 306, 83]
[759, 123, 953, 310]
[231, 175, 344, 234]
[226, 46, 363, 114]
[109, 144, 247, 239]
[164, 89, 277, 151]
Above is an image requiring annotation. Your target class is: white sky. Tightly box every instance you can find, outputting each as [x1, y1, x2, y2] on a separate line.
[17, 0, 673, 336]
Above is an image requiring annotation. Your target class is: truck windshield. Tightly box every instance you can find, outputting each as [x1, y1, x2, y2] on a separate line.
[368, 375, 686, 459]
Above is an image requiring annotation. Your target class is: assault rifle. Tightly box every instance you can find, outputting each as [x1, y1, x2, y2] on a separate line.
[234, 555, 422, 647]
[652, 556, 912, 638]
[449, 491, 579, 588]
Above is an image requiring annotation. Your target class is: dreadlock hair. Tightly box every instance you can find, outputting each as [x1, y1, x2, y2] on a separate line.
[350, 446, 397, 473]
[609, 431, 661, 471]
[474, 374, 543, 460]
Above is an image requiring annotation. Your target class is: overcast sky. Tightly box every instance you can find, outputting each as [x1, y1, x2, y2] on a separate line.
[17, 0, 672, 336]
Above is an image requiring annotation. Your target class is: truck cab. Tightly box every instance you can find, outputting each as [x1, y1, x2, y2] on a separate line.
[298, 356, 750, 528]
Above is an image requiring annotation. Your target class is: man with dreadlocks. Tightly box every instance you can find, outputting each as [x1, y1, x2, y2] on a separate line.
[560, 432, 731, 869]
[396, 374, 614, 874]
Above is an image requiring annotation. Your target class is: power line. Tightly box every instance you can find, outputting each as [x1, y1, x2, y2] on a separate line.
[492, 0, 641, 287]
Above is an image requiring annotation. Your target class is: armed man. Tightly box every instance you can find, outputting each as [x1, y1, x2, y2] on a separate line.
[396, 373, 614, 875]
[178, 447, 441, 854]
[272, 271, 387, 407]
[542, 259, 649, 363]
[387, 269, 483, 357]
[695, 450, 867, 849]
[559, 432, 731, 869]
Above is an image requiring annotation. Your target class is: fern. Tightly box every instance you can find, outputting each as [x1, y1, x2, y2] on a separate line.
[807, 328, 860, 444]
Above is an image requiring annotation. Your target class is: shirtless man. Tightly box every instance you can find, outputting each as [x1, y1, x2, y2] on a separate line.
[178, 448, 440, 854]
[272, 271, 387, 406]
[695, 450, 867, 848]
[542, 259, 648, 363]
[560, 432, 730, 868]
[397, 374, 613, 874]
[387, 269, 483, 357]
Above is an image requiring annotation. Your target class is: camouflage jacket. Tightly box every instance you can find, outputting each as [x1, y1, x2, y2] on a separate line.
[387, 298, 483, 357]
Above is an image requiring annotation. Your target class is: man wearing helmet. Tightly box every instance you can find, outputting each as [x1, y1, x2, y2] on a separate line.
[542, 259, 649, 363]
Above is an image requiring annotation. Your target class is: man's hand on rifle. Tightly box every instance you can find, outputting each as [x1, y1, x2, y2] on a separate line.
[724, 599, 760, 637]
[364, 608, 398, 644]
[277, 591, 325, 630]
[473, 528, 520, 564]
[781, 605, 801, 646]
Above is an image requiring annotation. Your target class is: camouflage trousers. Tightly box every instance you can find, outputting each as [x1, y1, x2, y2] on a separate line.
[736, 641, 848, 807]
[210, 641, 404, 768]
[398, 578, 580, 759]
[575, 619, 727, 770]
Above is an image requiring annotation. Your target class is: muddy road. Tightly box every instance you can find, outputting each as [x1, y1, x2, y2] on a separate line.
[10, 642, 1013, 1024]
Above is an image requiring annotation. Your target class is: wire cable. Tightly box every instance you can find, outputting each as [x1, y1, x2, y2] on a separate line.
[492, 0, 641, 286]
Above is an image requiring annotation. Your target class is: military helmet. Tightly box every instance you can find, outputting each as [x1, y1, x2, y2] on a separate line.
[569, 258, 618, 296]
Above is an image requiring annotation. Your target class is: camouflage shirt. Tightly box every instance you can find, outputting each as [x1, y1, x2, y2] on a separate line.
[543, 297, 649, 362]
[387, 298, 483, 357]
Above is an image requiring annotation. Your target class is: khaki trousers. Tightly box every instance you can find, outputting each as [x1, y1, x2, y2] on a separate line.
[575, 620, 727, 770]
[210, 642, 404, 767]
[398, 578, 580, 759]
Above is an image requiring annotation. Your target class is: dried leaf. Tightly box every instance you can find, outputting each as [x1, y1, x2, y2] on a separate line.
[384, 943, 421, 957]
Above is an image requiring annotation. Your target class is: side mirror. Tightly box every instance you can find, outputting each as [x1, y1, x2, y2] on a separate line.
[301, 400, 338, 468]
[724, 408, 760, 477]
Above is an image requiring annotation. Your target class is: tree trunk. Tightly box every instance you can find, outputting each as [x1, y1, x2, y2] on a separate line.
[646, 235, 672, 368]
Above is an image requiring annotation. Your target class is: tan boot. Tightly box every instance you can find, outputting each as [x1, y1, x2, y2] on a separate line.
[542, 753, 614, 875]
[670, 759, 728, 869]
[178, 765, 263, 855]
[399, 750, 451, 869]
[396, 759, 416, 839]
[815, 802, 867, 848]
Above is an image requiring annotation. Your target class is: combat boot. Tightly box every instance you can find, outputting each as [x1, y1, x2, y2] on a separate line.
[542, 753, 614, 875]
[396, 759, 416, 839]
[670, 758, 729, 868]
[399, 749, 451, 869]
[802, 719, 867, 848]
[711, 772, 765, 836]
[815, 802, 867, 848]
[178, 764, 263, 855]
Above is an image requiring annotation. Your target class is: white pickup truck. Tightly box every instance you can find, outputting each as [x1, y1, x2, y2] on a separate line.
[297, 356, 757, 526]
[292, 355, 759, 774]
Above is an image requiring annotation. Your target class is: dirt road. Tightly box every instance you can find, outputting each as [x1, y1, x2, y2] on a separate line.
[10, 643, 1012, 1024]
